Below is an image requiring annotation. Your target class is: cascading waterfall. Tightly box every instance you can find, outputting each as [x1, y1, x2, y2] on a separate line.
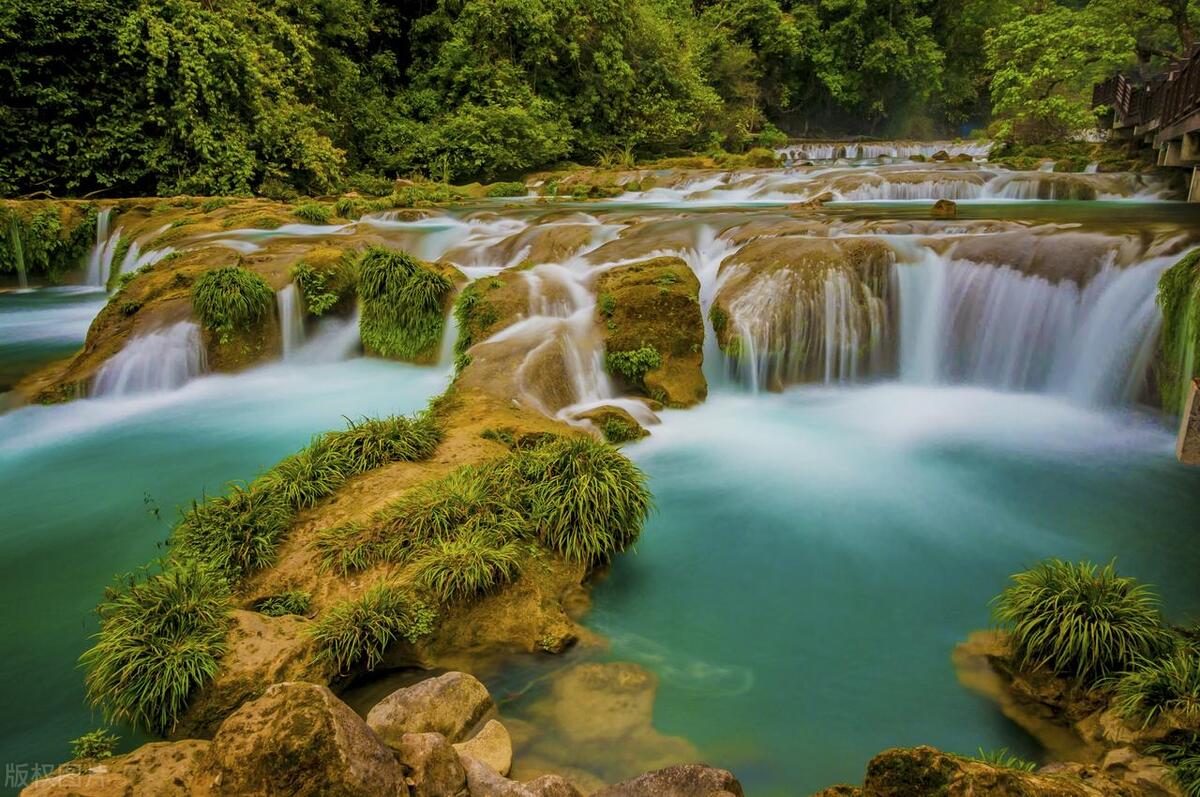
[91, 321, 206, 396]
[85, 209, 122, 288]
[276, 284, 306, 358]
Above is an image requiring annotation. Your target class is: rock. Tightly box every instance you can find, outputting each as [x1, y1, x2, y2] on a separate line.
[175, 610, 329, 739]
[455, 719, 514, 776]
[461, 757, 582, 797]
[368, 671, 496, 745]
[208, 681, 404, 797]
[22, 741, 212, 797]
[572, 405, 650, 444]
[396, 732, 468, 797]
[811, 787, 863, 797]
[550, 663, 657, 744]
[1177, 378, 1200, 465]
[591, 764, 745, 797]
[595, 257, 706, 408]
[21, 771, 133, 797]
[525, 776, 583, 797]
[931, 199, 957, 219]
[931, 150, 950, 161]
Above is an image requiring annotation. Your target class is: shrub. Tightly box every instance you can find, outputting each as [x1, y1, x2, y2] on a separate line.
[80, 562, 231, 735]
[291, 257, 355, 317]
[993, 560, 1171, 684]
[600, 416, 642, 444]
[606, 346, 662, 387]
[191, 265, 274, 344]
[412, 532, 524, 604]
[255, 435, 350, 510]
[252, 590, 312, 617]
[313, 522, 381, 576]
[486, 181, 528, 198]
[173, 485, 291, 581]
[1114, 650, 1200, 728]
[357, 247, 454, 360]
[293, 202, 332, 224]
[310, 583, 435, 674]
[70, 729, 120, 760]
[1150, 733, 1200, 797]
[507, 437, 651, 564]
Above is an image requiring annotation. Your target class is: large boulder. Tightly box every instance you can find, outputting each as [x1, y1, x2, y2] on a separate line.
[395, 732, 468, 797]
[207, 681, 404, 797]
[454, 719, 514, 776]
[22, 740, 212, 797]
[368, 671, 496, 745]
[462, 756, 582, 797]
[591, 764, 744, 797]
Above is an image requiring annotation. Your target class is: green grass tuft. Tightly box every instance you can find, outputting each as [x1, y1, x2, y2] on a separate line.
[323, 413, 443, 472]
[993, 559, 1171, 684]
[412, 532, 524, 604]
[252, 590, 312, 617]
[293, 202, 333, 224]
[310, 582, 436, 674]
[1150, 733, 1200, 797]
[173, 485, 290, 581]
[357, 247, 454, 360]
[191, 264, 274, 344]
[968, 747, 1037, 772]
[291, 256, 356, 317]
[80, 562, 231, 736]
[486, 181, 528, 198]
[255, 435, 351, 510]
[606, 346, 662, 387]
[1114, 649, 1200, 728]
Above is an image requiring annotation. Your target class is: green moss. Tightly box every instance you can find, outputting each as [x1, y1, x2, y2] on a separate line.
[600, 416, 642, 444]
[293, 202, 332, 224]
[200, 198, 235, 213]
[191, 264, 275, 345]
[598, 293, 616, 318]
[1158, 250, 1200, 414]
[358, 247, 454, 361]
[709, 305, 728, 335]
[605, 345, 662, 387]
[452, 281, 500, 357]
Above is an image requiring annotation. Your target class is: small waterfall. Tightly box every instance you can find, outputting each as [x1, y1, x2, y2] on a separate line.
[112, 225, 174, 283]
[288, 310, 362, 364]
[276, 284, 305, 358]
[91, 322, 206, 396]
[85, 209, 122, 288]
[837, 179, 984, 201]
[8, 216, 27, 290]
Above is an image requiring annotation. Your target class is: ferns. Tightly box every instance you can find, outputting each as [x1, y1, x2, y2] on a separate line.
[191, 264, 274, 344]
[310, 583, 435, 674]
[357, 247, 454, 361]
[80, 562, 232, 735]
[993, 560, 1171, 684]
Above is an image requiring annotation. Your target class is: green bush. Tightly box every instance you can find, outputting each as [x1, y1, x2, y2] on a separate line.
[606, 346, 663, 387]
[1115, 650, 1200, 728]
[1150, 733, 1200, 797]
[993, 560, 1171, 684]
[70, 729, 120, 760]
[600, 416, 642, 444]
[323, 414, 443, 472]
[357, 247, 454, 360]
[80, 562, 231, 735]
[256, 436, 350, 510]
[412, 532, 524, 603]
[191, 265, 274, 344]
[252, 590, 312, 617]
[486, 181, 528, 198]
[291, 255, 356, 317]
[508, 437, 651, 564]
[0, 206, 97, 282]
[173, 485, 290, 581]
[310, 583, 435, 673]
[293, 202, 332, 224]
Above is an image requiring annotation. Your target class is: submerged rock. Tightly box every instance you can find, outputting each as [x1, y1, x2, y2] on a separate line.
[368, 671, 496, 745]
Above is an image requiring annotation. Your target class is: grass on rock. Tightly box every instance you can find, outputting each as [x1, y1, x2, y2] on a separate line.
[310, 582, 435, 674]
[1114, 649, 1200, 728]
[191, 264, 274, 344]
[251, 590, 313, 617]
[412, 532, 525, 603]
[357, 246, 454, 361]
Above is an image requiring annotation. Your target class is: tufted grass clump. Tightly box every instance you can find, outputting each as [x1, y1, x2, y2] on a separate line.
[968, 747, 1037, 772]
[324, 413, 443, 472]
[993, 560, 1172, 684]
[80, 561, 232, 736]
[293, 202, 333, 224]
[412, 532, 524, 604]
[1114, 650, 1200, 728]
[357, 247, 454, 360]
[310, 583, 436, 674]
[173, 485, 291, 581]
[291, 253, 357, 317]
[255, 435, 351, 510]
[252, 589, 312, 617]
[191, 264, 274, 344]
[506, 436, 651, 565]
[606, 345, 662, 387]
[1151, 733, 1200, 797]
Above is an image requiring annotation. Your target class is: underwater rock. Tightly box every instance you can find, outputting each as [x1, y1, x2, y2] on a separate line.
[395, 732, 469, 797]
[208, 681, 404, 797]
[368, 671, 496, 746]
[595, 256, 706, 407]
[591, 764, 745, 797]
[455, 719, 514, 776]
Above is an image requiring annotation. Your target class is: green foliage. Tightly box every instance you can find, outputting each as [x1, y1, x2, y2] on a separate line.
[358, 247, 454, 360]
[1114, 650, 1200, 728]
[80, 561, 232, 736]
[70, 729, 120, 760]
[323, 414, 444, 472]
[1158, 250, 1200, 414]
[291, 254, 356, 317]
[256, 436, 351, 510]
[968, 747, 1037, 772]
[1151, 733, 1200, 797]
[606, 346, 662, 387]
[993, 559, 1172, 684]
[600, 416, 642, 444]
[252, 590, 312, 617]
[0, 206, 97, 281]
[293, 202, 333, 224]
[173, 485, 291, 581]
[191, 265, 274, 344]
[412, 533, 524, 603]
[709, 305, 728, 335]
[310, 583, 436, 673]
[486, 181, 529, 198]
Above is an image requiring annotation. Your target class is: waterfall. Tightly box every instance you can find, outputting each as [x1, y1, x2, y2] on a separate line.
[85, 209, 123, 288]
[894, 251, 1171, 406]
[288, 310, 362, 364]
[113, 224, 174, 283]
[91, 322, 206, 396]
[276, 284, 305, 358]
[8, 217, 27, 290]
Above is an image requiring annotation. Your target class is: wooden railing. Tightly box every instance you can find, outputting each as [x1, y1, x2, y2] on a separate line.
[1094, 48, 1200, 132]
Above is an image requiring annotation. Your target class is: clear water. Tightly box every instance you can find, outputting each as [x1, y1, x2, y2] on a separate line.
[0, 357, 450, 786]
[0, 288, 107, 393]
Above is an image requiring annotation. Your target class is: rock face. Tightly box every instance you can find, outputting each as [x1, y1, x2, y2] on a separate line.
[595, 256, 706, 407]
[368, 671, 496, 746]
[208, 681, 404, 797]
[1177, 378, 1200, 465]
[395, 732, 468, 797]
[22, 740, 212, 797]
[455, 719, 514, 776]
[592, 765, 745, 797]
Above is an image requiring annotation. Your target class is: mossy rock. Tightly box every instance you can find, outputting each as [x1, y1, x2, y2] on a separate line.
[573, 405, 649, 444]
[595, 256, 706, 407]
[453, 271, 530, 357]
[291, 246, 357, 318]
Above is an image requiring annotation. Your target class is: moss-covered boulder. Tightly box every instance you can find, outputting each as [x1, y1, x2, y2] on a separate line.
[595, 257, 705, 407]
[573, 405, 649, 444]
[453, 271, 531, 360]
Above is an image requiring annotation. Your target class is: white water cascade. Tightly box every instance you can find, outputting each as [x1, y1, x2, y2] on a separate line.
[277, 284, 306, 358]
[85, 209, 122, 288]
[91, 322, 207, 396]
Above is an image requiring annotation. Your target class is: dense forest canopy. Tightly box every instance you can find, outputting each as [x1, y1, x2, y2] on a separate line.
[0, 0, 1196, 196]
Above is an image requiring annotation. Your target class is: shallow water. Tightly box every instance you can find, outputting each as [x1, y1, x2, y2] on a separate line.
[0, 358, 450, 784]
[0, 288, 107, 393]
